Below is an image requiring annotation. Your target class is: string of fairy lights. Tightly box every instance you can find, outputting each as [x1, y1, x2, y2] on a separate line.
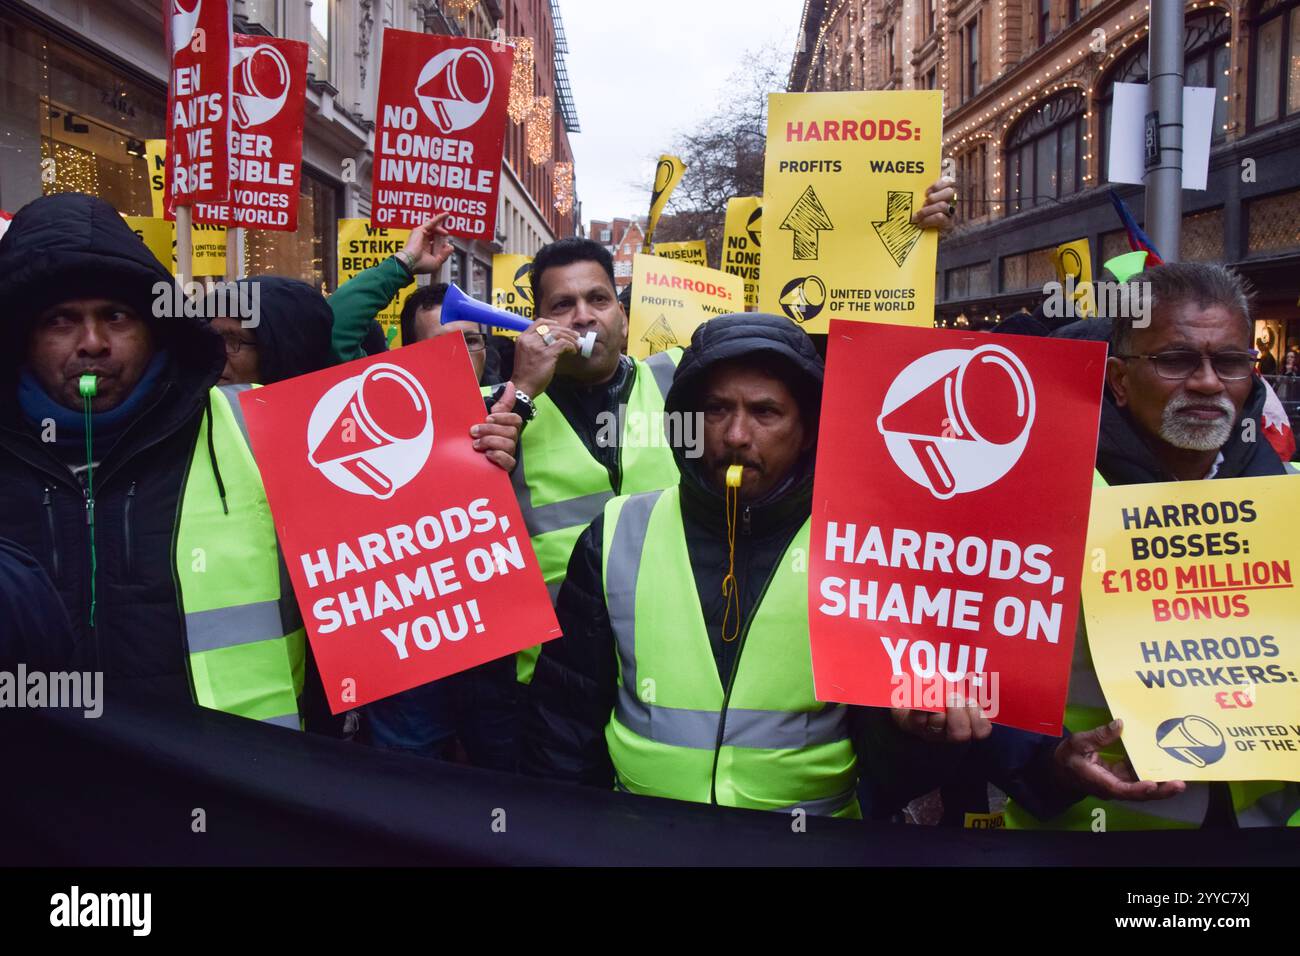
[800, 0, 1239, 220]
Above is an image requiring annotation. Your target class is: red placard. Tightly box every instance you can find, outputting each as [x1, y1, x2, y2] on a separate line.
[371, 29, 513, 240]
[193, 34, 307, 231]
[163, 0, 232, 210]
[239, 336, 559, 713]
[810, 321, 1107, 734]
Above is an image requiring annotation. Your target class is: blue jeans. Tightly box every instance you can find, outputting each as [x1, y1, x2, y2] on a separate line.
[362, 655, 519, 772]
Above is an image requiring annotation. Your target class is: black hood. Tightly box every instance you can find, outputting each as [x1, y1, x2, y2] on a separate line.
[0, 192, 223, 386]
[666, 313, 825, 527]
[1097, 377, 1286, 484]
[208, 276, 336, 384]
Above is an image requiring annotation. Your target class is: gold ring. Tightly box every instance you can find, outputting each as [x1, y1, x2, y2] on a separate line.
[535, 324, 550, 337]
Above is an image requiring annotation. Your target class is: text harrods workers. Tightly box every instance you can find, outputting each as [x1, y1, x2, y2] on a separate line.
[0, 193, 306, 728]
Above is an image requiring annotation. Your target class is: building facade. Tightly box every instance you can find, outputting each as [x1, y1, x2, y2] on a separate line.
[587, 215, 645, 289]
[2, 0, 580, 298]
[791, 0, 1300, 367]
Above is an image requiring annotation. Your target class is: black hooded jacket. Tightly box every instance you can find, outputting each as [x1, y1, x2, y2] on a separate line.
[0, 193, 227, 702]
[520, 315, 963, 816]
[1096, 377, 1286, 484]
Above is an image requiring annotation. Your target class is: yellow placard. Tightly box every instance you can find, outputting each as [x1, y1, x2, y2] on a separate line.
[142, 139, 227, 275]
[1082, 476, 1300, 782]
[122, 215, 173, 271]
[628, 253, 743, 358]
[146, 139, 167, 219]
[491, 254, 534, 339]
[759, 91, 942, 333]
[722, 197, 762, 311]
[191, 222, 227, 276]
[653, 240, 707, 267]
[1052, 238, 1095, 319]
[121, 215, 226, 277]
[645, 154, 685, 249]
[337, 218, 407, 347]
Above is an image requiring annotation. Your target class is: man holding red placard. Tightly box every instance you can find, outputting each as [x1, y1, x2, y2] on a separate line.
[521, 315, 984, 817]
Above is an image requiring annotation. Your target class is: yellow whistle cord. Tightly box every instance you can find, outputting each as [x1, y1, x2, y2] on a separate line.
[721, 465, 743, 643]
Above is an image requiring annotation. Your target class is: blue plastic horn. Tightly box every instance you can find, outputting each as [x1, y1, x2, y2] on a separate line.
[440, 282, 531, 333]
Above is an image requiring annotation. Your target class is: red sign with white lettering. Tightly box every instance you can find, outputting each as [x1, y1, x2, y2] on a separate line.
[163, 0, 232, 210]
[809, 321, 1106, 734]
[239, 335, 559, 714]
[371, 29, 513, 240]
[193, 34, 307, 232]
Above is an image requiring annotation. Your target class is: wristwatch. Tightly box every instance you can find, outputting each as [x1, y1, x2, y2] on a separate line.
[509, 387, 537, 423]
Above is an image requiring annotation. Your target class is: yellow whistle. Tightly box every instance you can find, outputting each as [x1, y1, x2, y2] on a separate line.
[725, 464, 744, 488]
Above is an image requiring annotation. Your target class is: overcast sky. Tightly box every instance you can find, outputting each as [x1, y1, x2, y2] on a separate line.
[559, 0, 799, 227]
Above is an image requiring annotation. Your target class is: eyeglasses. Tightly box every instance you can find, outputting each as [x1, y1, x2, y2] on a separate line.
[220, 333, 257, 355]
[462, 332, 487, 353]
[1118, 349, 1258, 381]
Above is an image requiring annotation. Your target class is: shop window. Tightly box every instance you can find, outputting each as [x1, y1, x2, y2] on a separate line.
[1182, 207, 1225, 262]
[1251, 0, 1300, 127]
[244, 169, 339, 290]
[1247, 188, 1300, 254]
[238, 0, 281, 35]
[1004, 91, 1084, 213]
[308, 0, 334, 84]
[0, 17, 164, 213]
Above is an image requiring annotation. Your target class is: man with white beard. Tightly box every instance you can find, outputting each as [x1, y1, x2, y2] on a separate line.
[1000, 261, 1299, 830]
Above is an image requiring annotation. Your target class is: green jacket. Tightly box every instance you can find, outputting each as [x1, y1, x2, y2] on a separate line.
[329, 256, 413, 361]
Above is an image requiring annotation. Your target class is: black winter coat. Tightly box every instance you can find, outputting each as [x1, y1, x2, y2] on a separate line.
[520, 314, 966, 817]
[0, 193, 227, 703]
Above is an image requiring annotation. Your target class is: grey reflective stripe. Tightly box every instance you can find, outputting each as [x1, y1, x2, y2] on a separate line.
[185, 599, 284, 654]
[525, 490, 613, 537]
[215, 384, 254, 448]
[723, 703, 848, 749]
[510, 424, 612, 538]
[615, 690, 848, 751]
[615, 691, 718, 749]
[1236, 786, 1300, 828]
[775, 787, 858, 818]
[1112, 784, 1210, 825]
[642, 351, 676, 399]
[261, 713, 301, 730]
[606, 490, 665, 695]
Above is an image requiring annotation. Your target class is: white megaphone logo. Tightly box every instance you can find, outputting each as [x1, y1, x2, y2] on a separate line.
[232, 43, 291, 129]
[877, 344, 1036, 499]
[307, 364, 433, 500]
[1155, 715, 1226, 768]
[171, 0, 202, 55]
[415, 47, 494, 133]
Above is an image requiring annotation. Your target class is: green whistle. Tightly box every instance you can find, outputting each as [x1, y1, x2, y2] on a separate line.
[79, 374, 98, 398]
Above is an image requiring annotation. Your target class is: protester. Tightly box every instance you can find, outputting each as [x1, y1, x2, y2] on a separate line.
[207, 276, 336, 385]
[521, 314, 995, 816]
[998, 262, 1299, 828]
[494, 236, 683, 686]
[0, 192, 520, 731]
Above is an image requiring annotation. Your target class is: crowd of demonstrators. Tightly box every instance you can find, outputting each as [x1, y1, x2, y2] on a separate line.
[0, 183, 1295, 830]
